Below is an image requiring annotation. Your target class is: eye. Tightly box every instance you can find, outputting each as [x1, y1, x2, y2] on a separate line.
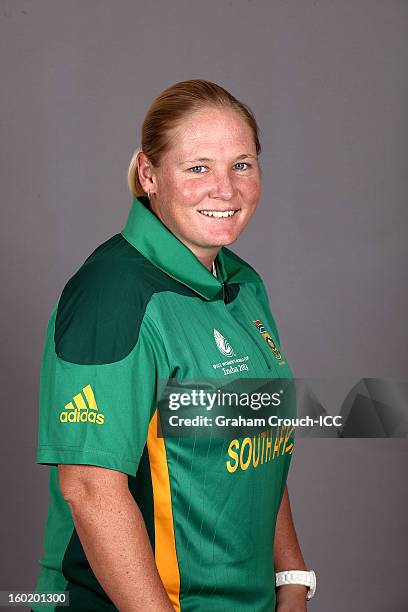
[234, 162, 251, 171]
[188, 165, 207, 173]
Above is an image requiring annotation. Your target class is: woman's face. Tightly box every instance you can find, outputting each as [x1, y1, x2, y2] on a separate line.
[141, 106, 261, 263]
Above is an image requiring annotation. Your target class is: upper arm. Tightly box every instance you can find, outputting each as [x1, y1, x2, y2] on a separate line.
[58, 464, 129, 502]
[37, 259, 170, 477]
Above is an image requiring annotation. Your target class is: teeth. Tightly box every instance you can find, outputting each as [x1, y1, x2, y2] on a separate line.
[199, 210, 237, 218]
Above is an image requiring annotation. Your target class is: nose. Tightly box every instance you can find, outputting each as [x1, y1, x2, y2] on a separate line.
[209, 170, 235, 200]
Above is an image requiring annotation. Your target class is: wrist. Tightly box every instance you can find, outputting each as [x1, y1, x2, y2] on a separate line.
[276, 584, 308, 602]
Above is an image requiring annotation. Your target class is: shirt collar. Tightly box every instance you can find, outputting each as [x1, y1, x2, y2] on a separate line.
[121, 196, 261, 300]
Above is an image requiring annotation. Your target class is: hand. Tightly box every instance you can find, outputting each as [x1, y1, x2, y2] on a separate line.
[276, 584, 308, 611]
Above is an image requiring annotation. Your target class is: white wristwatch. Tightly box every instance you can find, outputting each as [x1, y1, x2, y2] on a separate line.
[275, 569, 316, 601]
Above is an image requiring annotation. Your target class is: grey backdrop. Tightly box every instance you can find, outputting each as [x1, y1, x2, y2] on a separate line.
[1, 1, 407, 610]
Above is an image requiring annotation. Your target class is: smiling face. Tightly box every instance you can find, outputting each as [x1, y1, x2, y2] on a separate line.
[138, 106, 261, 268]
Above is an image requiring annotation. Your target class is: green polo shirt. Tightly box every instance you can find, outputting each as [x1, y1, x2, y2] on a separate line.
[33, 196, 296, 612]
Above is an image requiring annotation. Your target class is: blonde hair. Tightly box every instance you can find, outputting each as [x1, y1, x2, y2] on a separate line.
[127, 79, 261, 198]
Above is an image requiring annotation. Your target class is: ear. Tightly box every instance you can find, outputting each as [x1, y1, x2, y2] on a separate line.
[137, 151, 158, 195]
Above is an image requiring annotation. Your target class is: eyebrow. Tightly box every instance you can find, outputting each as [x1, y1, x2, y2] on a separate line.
[181, 154, 258, 164]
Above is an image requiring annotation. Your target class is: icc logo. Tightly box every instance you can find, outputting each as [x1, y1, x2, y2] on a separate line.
[213, 329, 235, 357]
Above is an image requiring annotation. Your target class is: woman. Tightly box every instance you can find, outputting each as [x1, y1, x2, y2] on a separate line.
[33, 80, 316, 611]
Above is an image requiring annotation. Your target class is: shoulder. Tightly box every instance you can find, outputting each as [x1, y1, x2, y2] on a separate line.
[55, 233, 157, 364]
[222, 247, 281, 342]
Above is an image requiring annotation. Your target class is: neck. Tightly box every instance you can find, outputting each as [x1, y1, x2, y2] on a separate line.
[198, 253, 218, 272]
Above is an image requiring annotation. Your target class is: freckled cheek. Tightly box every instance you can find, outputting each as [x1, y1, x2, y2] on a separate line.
[176, 180, 209, 205]
[242, 176, 261, 199]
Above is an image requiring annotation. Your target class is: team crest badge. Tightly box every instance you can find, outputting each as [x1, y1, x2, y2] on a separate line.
[252, 319, 285, 363]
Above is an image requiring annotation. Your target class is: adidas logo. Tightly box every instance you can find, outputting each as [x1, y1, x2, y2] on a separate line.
[59, 384, 105, 425]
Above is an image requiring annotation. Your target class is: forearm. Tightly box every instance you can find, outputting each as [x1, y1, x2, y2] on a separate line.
[66, 487, 173, 612]
[274, 485, 306, 571]
[274, 485, 308, 607]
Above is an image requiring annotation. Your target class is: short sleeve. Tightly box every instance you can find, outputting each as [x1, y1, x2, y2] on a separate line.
[36, 267, 170, 477]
